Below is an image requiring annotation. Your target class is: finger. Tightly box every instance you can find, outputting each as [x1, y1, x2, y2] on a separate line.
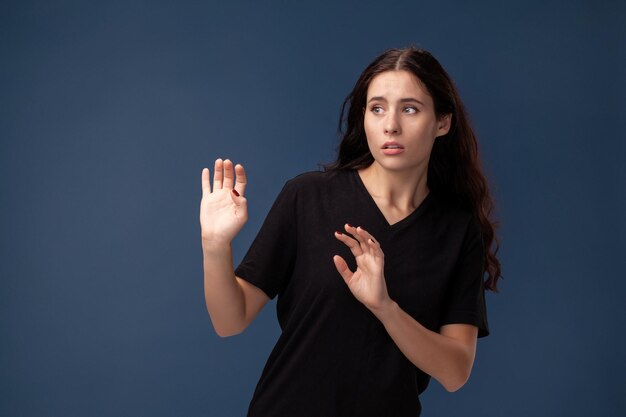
[355, 226, 381, 254]
[213, 159, 223, 189]
[202, 168, 211, 195]
[344, 224, 370, 255]
[230, 188, 247, 207]
[223, 159, 235, 188]
[334, 231, 363, 257]
[355, 225, 376, 242]
[333, 255, 354, 285]
[366, 237, 383, 258]
[234, 164, 247, 196]
[344, 224, 366, 243]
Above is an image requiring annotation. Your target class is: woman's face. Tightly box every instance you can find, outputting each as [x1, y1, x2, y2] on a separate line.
[363, 70, 450, 175]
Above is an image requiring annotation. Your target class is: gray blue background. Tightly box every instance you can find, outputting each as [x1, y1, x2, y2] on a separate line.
[2, 1, 625, 416]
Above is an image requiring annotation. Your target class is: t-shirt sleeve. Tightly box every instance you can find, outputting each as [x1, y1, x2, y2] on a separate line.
[234, 180, 297, 300]
[439, 216, 490, 338]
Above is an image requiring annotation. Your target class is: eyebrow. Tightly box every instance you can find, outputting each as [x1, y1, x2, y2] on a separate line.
[367, 96, 425, 106]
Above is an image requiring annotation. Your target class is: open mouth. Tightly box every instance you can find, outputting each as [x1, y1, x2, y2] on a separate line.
[381, 142, 405, 155]
[382, 142, 404, 149]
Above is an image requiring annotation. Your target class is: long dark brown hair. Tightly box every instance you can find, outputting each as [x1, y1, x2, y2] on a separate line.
[325, 47, 502, 291]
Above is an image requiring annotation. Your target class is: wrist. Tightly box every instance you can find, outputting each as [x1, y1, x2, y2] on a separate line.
[201, 237, 232, 253]
[369, 298, 398, 321]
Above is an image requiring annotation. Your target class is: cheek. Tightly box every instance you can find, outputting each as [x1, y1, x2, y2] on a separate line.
[363, 115, 376, 140]
[409, 120, 437, 141]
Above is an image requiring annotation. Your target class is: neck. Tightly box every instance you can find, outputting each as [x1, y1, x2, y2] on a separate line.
[358, 162, 430, 212]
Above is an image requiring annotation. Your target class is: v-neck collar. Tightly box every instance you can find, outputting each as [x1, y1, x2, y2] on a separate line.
[350, 169, 434, 229]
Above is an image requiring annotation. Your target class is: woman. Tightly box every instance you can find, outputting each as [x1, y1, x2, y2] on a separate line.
[200, 47, 501, 417]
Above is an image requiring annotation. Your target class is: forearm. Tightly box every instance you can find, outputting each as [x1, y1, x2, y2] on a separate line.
[371, 300, 475, 392]
[202, 240, 246, 337]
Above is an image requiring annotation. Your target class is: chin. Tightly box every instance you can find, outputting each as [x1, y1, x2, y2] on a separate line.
[374, 160, 414, 172]
[374, 156, 426, 174]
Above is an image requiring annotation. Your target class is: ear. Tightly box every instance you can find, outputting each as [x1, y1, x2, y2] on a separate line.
[435, 114, 452, 137]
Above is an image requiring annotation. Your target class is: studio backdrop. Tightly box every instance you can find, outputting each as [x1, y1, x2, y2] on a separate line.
[1, 1, 625, 416]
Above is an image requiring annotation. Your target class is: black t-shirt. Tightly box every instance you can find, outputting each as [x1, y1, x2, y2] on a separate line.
[235, 169, 489, 417]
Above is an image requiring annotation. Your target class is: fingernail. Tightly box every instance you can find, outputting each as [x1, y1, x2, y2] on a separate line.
[232, 189, 240, 197]
[346, 223, 353, 228]
[335, 231, 342, 235]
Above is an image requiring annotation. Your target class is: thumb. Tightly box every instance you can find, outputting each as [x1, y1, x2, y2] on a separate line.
[333, 255, 353, 284]
[230, 189, 247, 207]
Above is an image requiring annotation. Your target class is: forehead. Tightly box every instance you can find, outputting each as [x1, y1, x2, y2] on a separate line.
[367, 70, 432, 102]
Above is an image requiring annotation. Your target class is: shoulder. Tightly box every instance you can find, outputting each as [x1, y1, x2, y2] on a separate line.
[429, 192, 482, 239]
[430, 192, 472, 219]
[282, 169, 350, 194]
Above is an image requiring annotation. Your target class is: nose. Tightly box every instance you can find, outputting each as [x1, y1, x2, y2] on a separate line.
[384, 111, 401, 135]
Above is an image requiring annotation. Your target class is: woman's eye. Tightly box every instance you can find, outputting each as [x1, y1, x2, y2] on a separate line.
[403, 106, 418, 114]
[370, 106, 383, 114]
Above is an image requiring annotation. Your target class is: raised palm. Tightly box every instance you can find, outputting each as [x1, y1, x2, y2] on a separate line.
[200, 159, 248, 245]
[333, 224, 391, 312]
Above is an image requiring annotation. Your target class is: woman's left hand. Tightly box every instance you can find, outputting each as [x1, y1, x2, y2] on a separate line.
[333, 224, 393, 312]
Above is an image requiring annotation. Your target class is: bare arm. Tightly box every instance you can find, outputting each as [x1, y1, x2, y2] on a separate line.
[370, 303, 477, 392]
[202, 242, 269, 337]
[334, 224, 478, 392]
[200, 159, 269, 337]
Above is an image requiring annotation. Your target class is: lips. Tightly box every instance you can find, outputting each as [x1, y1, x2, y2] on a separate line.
[381, 141, 405, 155]
[382, 141, 404, 149]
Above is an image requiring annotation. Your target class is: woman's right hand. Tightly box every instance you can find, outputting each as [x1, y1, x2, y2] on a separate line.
[200, 158, 248, 246]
